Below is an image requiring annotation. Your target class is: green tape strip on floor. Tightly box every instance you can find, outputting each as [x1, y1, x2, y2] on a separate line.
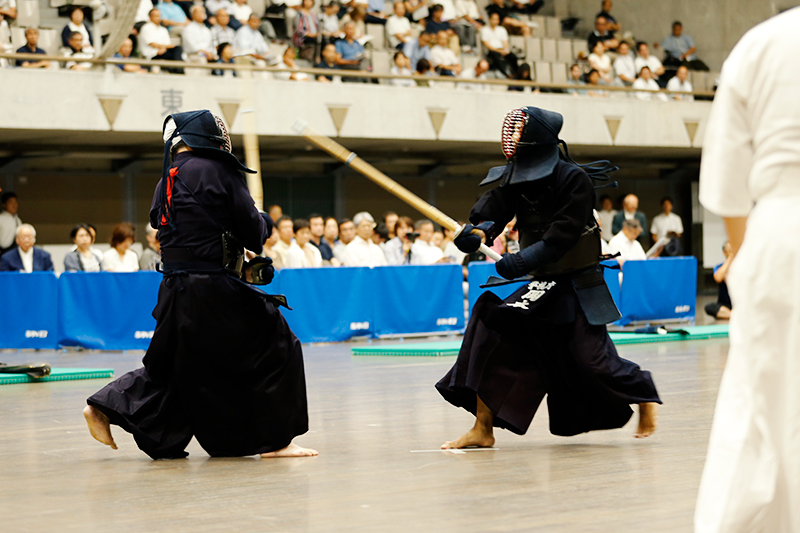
[351, 325, 729, 356]
[0, 368, 114, 385]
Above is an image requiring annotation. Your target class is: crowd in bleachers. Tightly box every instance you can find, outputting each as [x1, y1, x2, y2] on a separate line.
[0, 0, 715, 95]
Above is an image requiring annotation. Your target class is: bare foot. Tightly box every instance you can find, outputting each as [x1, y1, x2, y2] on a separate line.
[261, 442, 318, 458]
[635, 402, 659, 438]
[441, 427, 495, 449]
[83, 405, 118, 449]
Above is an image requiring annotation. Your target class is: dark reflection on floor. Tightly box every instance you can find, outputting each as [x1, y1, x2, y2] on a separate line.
[0, 333, 728, 532]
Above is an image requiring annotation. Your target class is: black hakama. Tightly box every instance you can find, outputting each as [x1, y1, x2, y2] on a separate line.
[436, 272, 661, 437]
[88, 274, 308, 459]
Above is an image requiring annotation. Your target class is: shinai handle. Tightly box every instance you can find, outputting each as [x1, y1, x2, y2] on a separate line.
[291, 119, 503, 262]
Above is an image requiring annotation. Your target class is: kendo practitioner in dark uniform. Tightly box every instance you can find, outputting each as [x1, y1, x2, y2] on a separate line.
[83, 110, 317, 459]
[437, 107, 661, 449]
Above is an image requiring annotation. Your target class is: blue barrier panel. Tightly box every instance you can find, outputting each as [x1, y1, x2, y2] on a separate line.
[0, 272, 59, 349]
[467, 262, 519, 316]
[619, 257, 697, 325]
[372, 265, 465, 337]
[58, 272, 161, 350]
[273, 267, 375, 343]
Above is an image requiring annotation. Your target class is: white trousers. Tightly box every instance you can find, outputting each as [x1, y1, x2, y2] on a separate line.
[695, 196, 800, 532]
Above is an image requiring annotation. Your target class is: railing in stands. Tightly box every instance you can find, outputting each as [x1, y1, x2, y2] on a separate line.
[0, 52, 716, 99]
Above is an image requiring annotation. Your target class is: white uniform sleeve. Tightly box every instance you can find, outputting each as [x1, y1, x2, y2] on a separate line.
[698, 41, 754, 217]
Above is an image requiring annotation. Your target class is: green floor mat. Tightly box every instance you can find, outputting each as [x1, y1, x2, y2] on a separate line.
[0, 368, 114, 385]
[352, 342, 461, 357]
[351, 325, 729, 356]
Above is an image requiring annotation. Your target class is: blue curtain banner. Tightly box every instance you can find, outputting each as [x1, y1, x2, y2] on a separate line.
[0, 272, 59, 349]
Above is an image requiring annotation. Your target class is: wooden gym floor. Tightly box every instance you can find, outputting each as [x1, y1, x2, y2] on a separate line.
[0, 333, 728, 532]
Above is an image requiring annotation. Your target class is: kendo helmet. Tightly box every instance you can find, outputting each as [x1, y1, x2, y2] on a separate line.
[482, 106, 565, 186]
[162, 109, 255, 174]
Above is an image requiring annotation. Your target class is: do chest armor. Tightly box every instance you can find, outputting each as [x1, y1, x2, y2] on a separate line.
[513, 181, 602, 277]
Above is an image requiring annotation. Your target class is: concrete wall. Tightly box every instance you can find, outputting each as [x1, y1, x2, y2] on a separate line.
[0, 70, 711, 149]
[567, 0, 800, 71]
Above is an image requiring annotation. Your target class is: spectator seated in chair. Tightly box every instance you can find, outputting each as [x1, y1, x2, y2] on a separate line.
[113, 38, 148, 73]
[316, 43, 342, 82]
[705, 241, 733, 320]
[342, 212, 388, 266]
[403, 31, 434, 72]
[666, 65, 694, 101]
[481, 12, 517, 78]
[634, 41, 665, 86]
[632, 66, 667, 101]
[0, 224, 54, 272]
[607, 219, 646, 266]
[61, 31, 94, 71]
[431, 30, 461, 75]
[410, 219, 447, 265]
[211, 42, 237, 76]
[285, 219, 323, 268]
[611, 193, 648, 248]
[183, 5, 216, 61]
[386, 1, 412, 49]
[236, 14, 271, 63]
[659, 21, 708, 71]
[333, 218, 355, 265]
[61, 7, 94, 51]
[64, 223, 103, 272]
[140, 8, 185, 73]
[210, 9, 237, 50]
[101, 222, 140, 272]
[139, 225, 162, 271]
[308, 213, 335, 263]
[587, 15, 618, 53]
[16, 28, 49, 68]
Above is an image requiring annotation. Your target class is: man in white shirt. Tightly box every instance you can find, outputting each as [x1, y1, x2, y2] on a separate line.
[666, 65, 694, 101]
[229, 0, 253, 25]
[410, 219, 446, 265]
[272, 216, 294, 265]
[481, 12, 516, 78]
[284, 219, 323, 268]
[632, 66, 667, 101]
[0, 192, 21, 253]
[210, 9, 236, 49]
[182, 5, 216, 61]
[385, 2, 411, 49]
[235, 14, 270, 61]
[333, 218, 356, 264]
[607, 219, 646, 265]
[342, 212, 388, 267]
[634, 41, 664, 80]
[612, 41, 636, 86]
[140, 8, 184, 69]
[458, 59, 489, 90]
[649, 196, 684, 242]
[431, 30, 461, 75]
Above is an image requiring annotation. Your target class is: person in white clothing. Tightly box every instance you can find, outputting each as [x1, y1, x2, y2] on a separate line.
[588, 41, 613, 84]
[272, 216, 293, 266]
[342, 212, 388, 267]
[665, 65, 694, 101]
[649, 196, 683, 242]
[607, 219, 646, 265]
[229, 0, 253, 24]
[235, 14, 270, 60]
[0, 192, 21, 253]
[612, 41, 636, 86]
[183, 5, 216, 60]
[409, 220, 446, 265]
[139, 9, 182, 63]
[389, 51, 416, 86]
[210, 9, 237, 49]
[457, 59, 489, 90]
[634, 41, 664, 80]
[284, 219, 323, 268]
[385, 2, 412, 49]
[632, 66, 667, 101]
[696, 10, 800, 532]
[101, 223, 140, 272]
[431, 30, 461, 75]
[597, 195, 616, 242]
